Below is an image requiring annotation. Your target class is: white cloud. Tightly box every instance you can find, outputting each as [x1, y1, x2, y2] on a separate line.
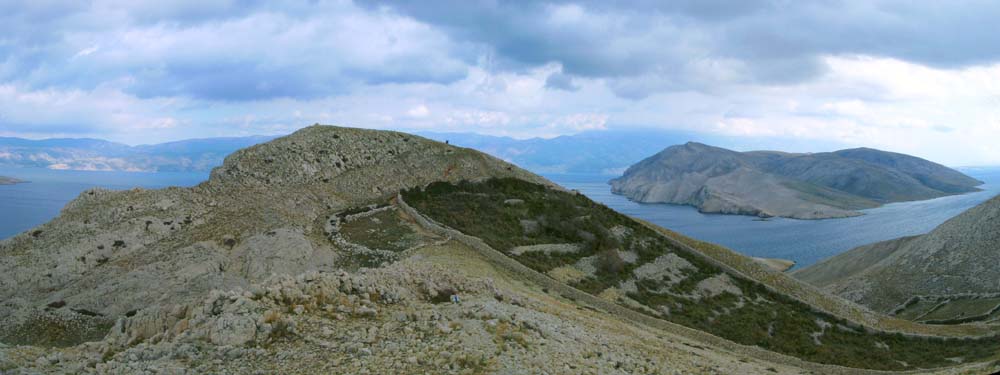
[548, 113, 608, 133]
[406, 105, 430, 118]
[71, 45, 100, 60]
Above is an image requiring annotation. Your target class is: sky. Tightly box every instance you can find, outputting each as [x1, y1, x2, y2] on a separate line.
[2, 1, 1000, 166]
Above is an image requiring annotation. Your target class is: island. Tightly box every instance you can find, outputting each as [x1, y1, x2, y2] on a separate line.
[610, 142, 982, 219]
[0, 176, 24, 185]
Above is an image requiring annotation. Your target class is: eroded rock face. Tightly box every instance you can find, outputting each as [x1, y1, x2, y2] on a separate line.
[0, 125, 553, 347]
[232, 228, 326, 279]
[209, 316, 257, 346]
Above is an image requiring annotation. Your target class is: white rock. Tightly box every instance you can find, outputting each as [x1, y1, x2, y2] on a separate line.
[209, 315, 257, 346]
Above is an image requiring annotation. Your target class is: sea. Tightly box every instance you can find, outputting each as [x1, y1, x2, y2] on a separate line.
[2, 165, 998, 270]
[545, 168, 1000, 269]
[0, 167, 208, 240]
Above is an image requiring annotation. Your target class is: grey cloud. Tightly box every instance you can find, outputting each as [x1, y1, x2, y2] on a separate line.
[5, 1, 1000, 103]
[0, 1, 469, 101]
[113, 0, 267, 25]
[544, 72, 579, 91]
[374, 0, 1000, 97]
[582, 0, 775, 21]
[365, 1, 676, 78]
[714, 1, 1000, 69]
[128, 63, 338, 101]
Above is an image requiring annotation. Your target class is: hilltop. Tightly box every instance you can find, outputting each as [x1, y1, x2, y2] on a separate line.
[610, 142, 981, 219]
[0, 125, 547, 345]
[794, 194, 1000, 320]
[2, 126, 999, 374]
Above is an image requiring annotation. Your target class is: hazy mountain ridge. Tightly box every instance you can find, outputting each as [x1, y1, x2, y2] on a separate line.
[0, 135, 276, 172]
[418, 129, 700, 175]
[0, 130, 692, 175]
[0, 129, 852, 176]
[610, 142, 982, 219]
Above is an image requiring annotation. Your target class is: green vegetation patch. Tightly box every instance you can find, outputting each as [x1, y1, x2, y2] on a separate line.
[1, 313, 112, 347]
[339, 208, 420, 252]
[894, 299, 942, 320]
[894, 296, 1000, 324]
[331, 205, 435, 269]
[403, 178, 1000, 370]
[921, 298, 1000, 323]
[403, 178, 716, 294]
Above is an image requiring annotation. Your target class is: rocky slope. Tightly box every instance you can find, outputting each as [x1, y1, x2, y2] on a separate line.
[794, 194, 1000, 314]
[2, 125, 999, 374]
[2, 239, 835, 375]
[610, 142, 981, 219]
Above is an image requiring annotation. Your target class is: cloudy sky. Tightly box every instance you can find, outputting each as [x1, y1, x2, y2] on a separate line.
[2, 1, 1000, 165]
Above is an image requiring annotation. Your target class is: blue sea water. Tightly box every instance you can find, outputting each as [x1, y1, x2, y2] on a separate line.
[2, 166, 998, 270]
[0, 167, 208, 239]
[545, 168, 1000, 269]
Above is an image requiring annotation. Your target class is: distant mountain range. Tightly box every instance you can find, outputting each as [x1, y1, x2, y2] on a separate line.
[0, 129, 955, 182]
[0, 136, 277, 172]
[0, 129, 711, 174]
[610, 142, 983, 219]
